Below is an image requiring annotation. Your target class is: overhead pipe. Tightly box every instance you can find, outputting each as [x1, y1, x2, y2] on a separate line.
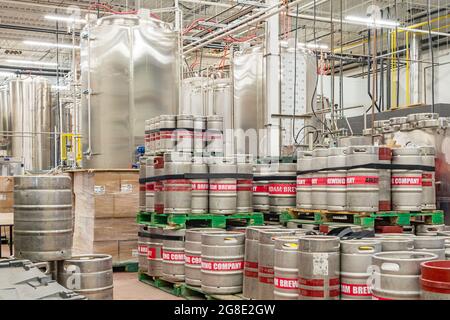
[184, 0, 329, 55]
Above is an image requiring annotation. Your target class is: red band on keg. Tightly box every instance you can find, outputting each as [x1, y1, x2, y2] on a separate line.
[311, 178, 327, 186]
[162, 251, 185, 262]
[245, 270, 258, 278]
[154, 157, 164, 169]
[346, 176, 379, 185]
[259, 276, 274, 284]
[391, 176, 422, 186]
[154, 204, 164, 214]
[422, 181, 433, 187]
[192, 182, 209, 191]
[185, 255, 201, 265]
[423, 173, 433, 179]
[146, 183, 155, 191]
[253, 185, 269, 193]
[245, 261, 258, 269]
[138, 244, 148, 254]
[300, 288, 340, 298]
[421, 280, 450, 294]
[201, 261, 243, 271]
[340, 283, 371, 297]
[378, 147, 392, 161]
[298, 278, 339, 287]
[298, 278, 323, 286]
[268, 183, 296, 195]
[237, 180, 253, 191]
[378, 201, 391, 211]
[297, 178, 312, 186]
[147, 247, 157, 260]
[209, 183, 237, 192]
[259, 266, 274, 274]
[326, 177, 347, 186]
[274, 277, 298, 290]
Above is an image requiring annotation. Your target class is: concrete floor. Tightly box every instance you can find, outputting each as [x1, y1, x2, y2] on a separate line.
[2, 244, 183, 300]
[113, 272, 184, 300]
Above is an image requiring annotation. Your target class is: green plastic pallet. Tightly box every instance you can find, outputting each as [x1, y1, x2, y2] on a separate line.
[282, 209, 445, 229]
[138, 272, 182, 297]
[137, 212, 264, 228]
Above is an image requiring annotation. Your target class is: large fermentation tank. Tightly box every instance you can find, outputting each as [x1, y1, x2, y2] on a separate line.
[233, 45, 317, 157]
[80, 15, 179, 168]
[9, 78, 52, 171]
[0, 87, 12, 156]
[233, 46, 265, 156]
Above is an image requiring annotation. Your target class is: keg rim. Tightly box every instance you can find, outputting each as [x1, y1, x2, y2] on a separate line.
[299, 235, 340, 241]
[373, 251, 438, 261]
[421, 260, 450, 270]
[63, 254, 112, 262]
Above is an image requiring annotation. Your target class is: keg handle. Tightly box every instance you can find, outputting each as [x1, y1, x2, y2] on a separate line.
[353, 147, 368, 153]
[283, 243, 298, 249]
[358, 246, 376, 253]
[380, 262, 400, 272]
[31, 262, 52, 275]
[224, 237, 238, 244]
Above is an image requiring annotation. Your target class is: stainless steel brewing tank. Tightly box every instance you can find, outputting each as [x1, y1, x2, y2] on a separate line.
[14, 175, 73, 261]
[9, 78, 52, 171]
[80, 15, 179, 168]
[0, 87, 11, 155]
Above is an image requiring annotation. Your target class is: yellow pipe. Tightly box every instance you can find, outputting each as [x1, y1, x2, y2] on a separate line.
[391, 31, 398, 109]
[398, 14, 450, 32]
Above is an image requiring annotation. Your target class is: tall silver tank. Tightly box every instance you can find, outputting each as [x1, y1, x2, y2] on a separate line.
[80, 15, 179, 168]
[0, 86, 12, 155]
[9, 78, 52, 171]
[14, 175, 73, 262]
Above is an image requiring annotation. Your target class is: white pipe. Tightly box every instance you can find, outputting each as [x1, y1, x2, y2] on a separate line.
[183, 0, 281, 53]
[289, 13, 450, 38]
[184, 0, 328, 55]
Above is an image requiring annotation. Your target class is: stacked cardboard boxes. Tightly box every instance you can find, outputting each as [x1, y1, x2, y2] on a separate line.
[0, 177, 14, 239]
[72, 170, 139, 264]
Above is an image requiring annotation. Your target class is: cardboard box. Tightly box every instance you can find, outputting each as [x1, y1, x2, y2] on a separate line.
[113, 193, 138, 218]
[0, 177, 14, 193]
[119, 240, 138, 263]
[75, 193, 114, 219]
[0, 192, 13, 211]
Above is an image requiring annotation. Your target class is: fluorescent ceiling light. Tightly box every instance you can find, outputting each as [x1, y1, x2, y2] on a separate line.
[52, 85, 70, 91]
[45, 15, 86, 24]
[0, 72, 14, 77]
[299, 42, 328, 50]
[6, 59, 58, 67]
[345, 15, 400, 28]
[23, 40, 79, 50]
